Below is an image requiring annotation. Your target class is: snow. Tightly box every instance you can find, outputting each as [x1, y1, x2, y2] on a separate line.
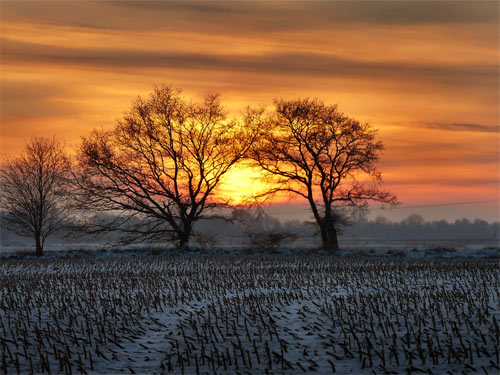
[1, 255, 498, 374]
[1, 235, 498, 260]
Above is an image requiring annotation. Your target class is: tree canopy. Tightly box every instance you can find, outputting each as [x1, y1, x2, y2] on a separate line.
[249, 98, 397, 250]
[74, 85, 258, 247]
[0, 137, 70, 255]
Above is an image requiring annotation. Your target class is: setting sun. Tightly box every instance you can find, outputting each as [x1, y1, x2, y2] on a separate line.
[1, 1, 498, 220]
[1, 4, 499, 375]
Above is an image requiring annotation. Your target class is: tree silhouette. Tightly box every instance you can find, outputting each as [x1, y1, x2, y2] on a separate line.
[250, 98, 397, 251]
[0, 137, 71, 256]
[74, 85, 258, 248]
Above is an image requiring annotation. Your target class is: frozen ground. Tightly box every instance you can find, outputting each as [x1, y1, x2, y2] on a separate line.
[1, 256, 499, 374]
[1, 236, 499, 260]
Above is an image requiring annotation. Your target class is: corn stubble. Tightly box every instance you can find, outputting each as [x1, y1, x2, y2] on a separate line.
[1, 257, 498, 374]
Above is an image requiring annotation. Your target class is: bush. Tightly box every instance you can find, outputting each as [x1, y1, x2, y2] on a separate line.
[247, 230, 298, 252]
[193, 231, 219, 251]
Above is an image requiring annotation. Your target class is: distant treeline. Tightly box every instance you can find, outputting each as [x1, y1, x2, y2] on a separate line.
[195, 212, 500, 241]
[1, 211, 498, 245]
[342, 215, 499, 240]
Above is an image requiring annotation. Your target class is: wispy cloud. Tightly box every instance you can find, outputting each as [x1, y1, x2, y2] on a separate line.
[2, 38, 498, 90]
[0, 0, 498, 210]
[385, 177, 500, 187]
[420, 122, 499, 133]
[2, 1, 497, 33]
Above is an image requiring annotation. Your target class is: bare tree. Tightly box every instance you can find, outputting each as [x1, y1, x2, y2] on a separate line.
[0, 137, 70, 256]
[249, 98, 397, 252]
[231, 207, 298, 251]
[74, 85, 258, 248]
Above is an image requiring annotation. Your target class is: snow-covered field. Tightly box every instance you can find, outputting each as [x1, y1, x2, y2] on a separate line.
[1, 256, 498, 374]
[1, 237, 499, 259]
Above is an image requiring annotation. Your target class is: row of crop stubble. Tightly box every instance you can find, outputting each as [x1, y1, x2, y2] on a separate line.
[1, 256, 499, 374]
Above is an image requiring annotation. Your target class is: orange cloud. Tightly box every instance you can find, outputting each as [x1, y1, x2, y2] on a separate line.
[1, 1, 498, 216]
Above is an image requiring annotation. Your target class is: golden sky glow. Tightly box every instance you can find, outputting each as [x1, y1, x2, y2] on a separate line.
[1, 1, 498, 220]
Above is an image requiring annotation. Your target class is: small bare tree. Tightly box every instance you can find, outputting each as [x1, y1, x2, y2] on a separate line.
[0, 137, 70, 256]
[74, 85, 258, 248]
[250, 99, 397, 252]
[231, 208, 298, 252]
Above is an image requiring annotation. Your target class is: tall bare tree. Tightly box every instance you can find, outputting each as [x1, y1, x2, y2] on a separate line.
[0, 137, 70, 256]
[74, 85, 258, 248]
[250, 98, 397, 251]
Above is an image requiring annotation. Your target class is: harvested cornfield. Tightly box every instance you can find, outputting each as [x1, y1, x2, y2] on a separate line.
[1, 256, 498, 374]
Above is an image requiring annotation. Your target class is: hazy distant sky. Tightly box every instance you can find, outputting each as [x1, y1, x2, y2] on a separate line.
[1, 1, 498, 221]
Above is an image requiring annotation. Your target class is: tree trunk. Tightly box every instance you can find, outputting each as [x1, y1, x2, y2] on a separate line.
[178, 233, 189, 249]
[34, 235, 43, 256]
[178, 222, 192, 249]
[319, 218, 339, 252]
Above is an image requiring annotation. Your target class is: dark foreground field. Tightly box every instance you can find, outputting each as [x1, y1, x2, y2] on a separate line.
[1, 256, 499, 374]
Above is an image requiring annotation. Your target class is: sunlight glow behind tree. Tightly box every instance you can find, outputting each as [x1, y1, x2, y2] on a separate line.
[249, 98, 397, 251]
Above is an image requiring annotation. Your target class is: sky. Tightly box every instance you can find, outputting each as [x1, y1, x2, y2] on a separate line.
[1, 1, 499, 222]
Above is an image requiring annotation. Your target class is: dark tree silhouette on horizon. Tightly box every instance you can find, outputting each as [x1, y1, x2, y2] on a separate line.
[74, 85, 258, 248]
[249, 98, 397, 251]
[0, 137, 71, 256]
